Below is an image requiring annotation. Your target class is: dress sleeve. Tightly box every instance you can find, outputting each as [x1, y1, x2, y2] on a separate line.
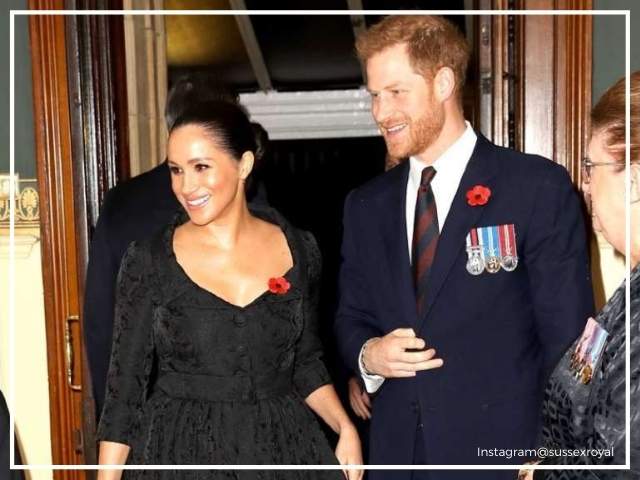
[96, 241, 156, 445]
[292, 231, 332, 399]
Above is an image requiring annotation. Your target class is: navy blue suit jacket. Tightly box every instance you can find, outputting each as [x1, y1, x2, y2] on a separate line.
[335, 135, 594, 475]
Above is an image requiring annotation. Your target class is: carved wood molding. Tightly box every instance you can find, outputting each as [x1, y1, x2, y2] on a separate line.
[518, 0, 592, 185]
[28, 1, 85, 477]
[555, 0, 592, 184]
[64, 0, 129, 470]
[477, 0, 592, 183]
[475, 0, 514, 148]
[66, 0, 130, 232]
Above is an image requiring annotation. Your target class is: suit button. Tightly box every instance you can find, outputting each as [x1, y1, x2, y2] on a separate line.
[410, 401, 419, 413]
[237, 345, 247, 354]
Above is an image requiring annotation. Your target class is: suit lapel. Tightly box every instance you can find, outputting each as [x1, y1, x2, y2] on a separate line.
[417, 135, 499, 330]
[375, 161, 419, 327]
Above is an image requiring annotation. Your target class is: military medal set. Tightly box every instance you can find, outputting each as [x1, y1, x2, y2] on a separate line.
[569, 318, 609, 385]
[465, 224, 518, 275]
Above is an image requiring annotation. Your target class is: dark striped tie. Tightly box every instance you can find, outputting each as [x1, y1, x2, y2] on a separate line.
[412, 166, 439, 314]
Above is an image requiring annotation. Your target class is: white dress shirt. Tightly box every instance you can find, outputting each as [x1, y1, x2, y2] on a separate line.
[359, 122, 478, 393]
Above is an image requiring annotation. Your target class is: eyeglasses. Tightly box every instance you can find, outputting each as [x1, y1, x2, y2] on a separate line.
[581, 158, 621, 184]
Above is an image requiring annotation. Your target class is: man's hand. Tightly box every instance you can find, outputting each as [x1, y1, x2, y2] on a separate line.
[362, 328, 443, 378]
[348, 377, 371, 420]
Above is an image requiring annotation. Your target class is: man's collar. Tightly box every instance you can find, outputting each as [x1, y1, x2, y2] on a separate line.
[409, 121, 477, 187]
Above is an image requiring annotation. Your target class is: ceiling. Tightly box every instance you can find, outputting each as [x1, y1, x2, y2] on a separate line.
[165, 0, 469, 92]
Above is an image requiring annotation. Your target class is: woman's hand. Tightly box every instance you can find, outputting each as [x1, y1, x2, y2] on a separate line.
[97, 441, 130, 480]
[517, 459, 540, 480]
[348, 377, 371, 420]
[335, 423, 364, 480]
[517, 469, 534, 480]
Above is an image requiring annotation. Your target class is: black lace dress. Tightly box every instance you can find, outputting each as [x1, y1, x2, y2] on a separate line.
[97, 206, 342, 479]
[537, 265, 640, 479]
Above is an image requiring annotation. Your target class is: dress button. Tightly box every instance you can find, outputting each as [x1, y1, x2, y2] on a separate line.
[234, 314, 247, 327]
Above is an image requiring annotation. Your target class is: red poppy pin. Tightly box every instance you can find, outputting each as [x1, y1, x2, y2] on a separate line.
[268, 276, 291, 295]
[466, 185, 492, 206]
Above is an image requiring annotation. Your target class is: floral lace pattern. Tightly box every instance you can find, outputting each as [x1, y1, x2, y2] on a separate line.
[97, 206, 341, 478]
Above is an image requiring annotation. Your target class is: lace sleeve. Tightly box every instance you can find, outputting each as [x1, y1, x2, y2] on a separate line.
[292, 231, 332, 399]
[96, 241, 156, 446]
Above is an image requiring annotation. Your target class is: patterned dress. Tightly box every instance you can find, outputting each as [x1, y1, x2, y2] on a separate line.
[538, 266, 640, 479]
[97, 206, 342, 479]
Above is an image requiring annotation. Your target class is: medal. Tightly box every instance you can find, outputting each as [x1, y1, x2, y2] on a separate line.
[466, 246, 485, 275]
[570, 318, 609, 385]
[486, 256, 501, 273]
[483, 226, 501, 274]
[498, 224, 519, 272]
[465, 229, 485, 275]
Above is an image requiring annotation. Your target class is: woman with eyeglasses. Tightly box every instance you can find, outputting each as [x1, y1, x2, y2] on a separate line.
[520, 72, 639, 479]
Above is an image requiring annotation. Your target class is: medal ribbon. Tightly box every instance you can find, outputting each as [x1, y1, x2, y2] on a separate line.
[481, 227, 495, 259]
[490, 226, 500, 258]
[498, 224, 507, 258]
[507, 224, 517, 258]
[478, 227, 488, 261]
[467, 228, 479, 247]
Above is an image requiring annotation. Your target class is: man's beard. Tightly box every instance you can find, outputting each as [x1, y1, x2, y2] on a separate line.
[383, 105, 445, 160]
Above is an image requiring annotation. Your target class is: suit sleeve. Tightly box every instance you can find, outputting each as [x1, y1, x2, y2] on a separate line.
[83, 194, 121, 416]
[96, 242, 156, 446]
[334, 191, 383, 374]
[524, 164, 595, 378]
[293, 231, 333, 398]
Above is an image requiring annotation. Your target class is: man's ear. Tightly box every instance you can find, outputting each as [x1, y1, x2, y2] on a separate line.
[239, 151, 255, 180]
[433, 66, 456, 103]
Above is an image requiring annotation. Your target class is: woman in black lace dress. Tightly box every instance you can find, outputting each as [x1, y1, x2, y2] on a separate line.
[520, 73, 640, 479]
[96, 100, 362, 479]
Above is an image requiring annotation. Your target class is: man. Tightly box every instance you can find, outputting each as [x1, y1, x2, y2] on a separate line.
[334, 16, 594, 479]
[83, 75, 255, 415]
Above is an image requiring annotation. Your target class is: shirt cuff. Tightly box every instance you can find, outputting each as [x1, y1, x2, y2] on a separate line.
[358, 341, 385, 394]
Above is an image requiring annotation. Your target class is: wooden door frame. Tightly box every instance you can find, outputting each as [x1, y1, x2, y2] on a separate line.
[29, 0, 129, 474]
[64, 0, 130, 467]
[29, 1, 85, 476]
[475, 0, 592, 185]
[518, 0, 592, 184]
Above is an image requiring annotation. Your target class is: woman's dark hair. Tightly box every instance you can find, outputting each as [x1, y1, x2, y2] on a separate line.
[170, 100, 266, 161]
[169, 101, 269, 196]
[165, 74, 240, 130]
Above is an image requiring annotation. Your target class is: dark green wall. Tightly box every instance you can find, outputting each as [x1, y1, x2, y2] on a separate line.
[593, 1, 639, 104]
[2, 1, 36, 180]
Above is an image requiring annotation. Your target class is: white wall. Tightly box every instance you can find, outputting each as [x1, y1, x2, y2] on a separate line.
[1, 230, 54, 480]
